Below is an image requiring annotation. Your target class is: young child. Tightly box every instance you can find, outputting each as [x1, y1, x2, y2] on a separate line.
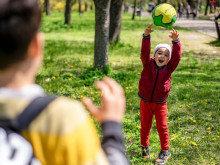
[138, 24, 181, 165]
[0, 0, 129, 164]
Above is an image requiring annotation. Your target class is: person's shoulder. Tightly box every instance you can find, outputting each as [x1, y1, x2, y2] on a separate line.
[31, 96, 90, 134]
[48, 96, 88, 122]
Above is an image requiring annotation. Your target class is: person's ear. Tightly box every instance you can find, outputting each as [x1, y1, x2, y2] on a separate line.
[27, 32, 44, 58]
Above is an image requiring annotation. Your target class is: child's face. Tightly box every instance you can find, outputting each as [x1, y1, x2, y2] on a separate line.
[154, 47, 170, 67]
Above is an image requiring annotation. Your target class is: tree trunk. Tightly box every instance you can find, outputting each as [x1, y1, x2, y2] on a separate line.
[205, 0, 209, 15]
[45, 0, 51, 15]
[139, 0, 143, 18]
[85, 2, 88, 12]
[64, 0, 73, 25]
[93, 0, 111, 71]
[78, 0, 83, 15]
[109, 0, 124, 45]
[132, 0, 137, 20]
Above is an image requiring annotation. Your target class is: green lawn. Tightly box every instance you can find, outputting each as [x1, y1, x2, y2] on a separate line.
[38, 11, 220, 165]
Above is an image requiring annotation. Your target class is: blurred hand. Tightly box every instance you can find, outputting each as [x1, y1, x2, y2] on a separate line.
[144, 24, 154, 35]
[169, 28, 179, 41]
[82, 77, 126, 123]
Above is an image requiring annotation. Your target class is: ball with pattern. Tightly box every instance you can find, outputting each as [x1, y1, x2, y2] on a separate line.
[152, 3, 177, 28]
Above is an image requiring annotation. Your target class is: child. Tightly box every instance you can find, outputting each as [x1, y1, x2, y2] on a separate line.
[138, 24, 181, 165]
[0, 0, 129, 164]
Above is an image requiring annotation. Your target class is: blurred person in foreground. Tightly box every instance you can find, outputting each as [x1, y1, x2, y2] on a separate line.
[0, 0, 130, 164]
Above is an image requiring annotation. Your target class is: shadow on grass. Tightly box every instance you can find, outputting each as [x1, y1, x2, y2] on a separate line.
[209, 39, 220, 47]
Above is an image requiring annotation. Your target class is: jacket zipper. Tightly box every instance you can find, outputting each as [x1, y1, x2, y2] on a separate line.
[150, 69, 159, 103]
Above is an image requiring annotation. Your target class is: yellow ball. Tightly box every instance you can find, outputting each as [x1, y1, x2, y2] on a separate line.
[152, 3, 177, 28]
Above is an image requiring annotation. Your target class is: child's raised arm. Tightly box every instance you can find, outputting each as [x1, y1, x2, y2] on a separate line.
[141, 24, 153, 65]
[167, 28, 181, 72]
[169, 28, 179, 41]
[144, 24, 154, 35]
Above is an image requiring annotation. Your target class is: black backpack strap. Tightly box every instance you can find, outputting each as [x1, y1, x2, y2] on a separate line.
[0, 96, 56, 133]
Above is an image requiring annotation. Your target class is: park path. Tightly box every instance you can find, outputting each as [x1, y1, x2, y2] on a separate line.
[175, 18, 217, 38]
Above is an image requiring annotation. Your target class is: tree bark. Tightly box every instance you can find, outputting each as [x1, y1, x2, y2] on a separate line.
[132, 0, 137, 20]
[65, 0, 73, 25]
[78, 0, 83, 15]
[139, 0, 143, 18]
[45, 0, 51, 15]
[93, 0, 111, 71]
[85, 2, 88, 12]
[109, 0, 124, 44]
[205, 0, 209, 15]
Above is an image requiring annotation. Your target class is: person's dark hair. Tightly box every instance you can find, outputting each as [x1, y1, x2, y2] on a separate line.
[0, 0, 42, 70]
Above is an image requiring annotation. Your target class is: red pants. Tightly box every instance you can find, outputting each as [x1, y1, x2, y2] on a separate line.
[140, 100, 169, 150]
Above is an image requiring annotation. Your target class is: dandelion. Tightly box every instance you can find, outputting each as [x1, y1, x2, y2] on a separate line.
[212, 138, 216, 141]
[129, 103, 132, 106]
[178, 118, 182, 121]
[128, 138, 133, 142]
[187, 137, 191, 139]
[193, 120, 196, 123]
[182, 143, 186, 147]
[137, 125, 141, 129]
[68, 78, 72, 81]
[51, 76, 56, 80]
[75, 64, 78, 66]
[171, 134, 177, 140]
[179, 105, 183, 108]
[202, 136, 205, 139]
[207, 114, 211, 117]
[190, 141, 197, 146]
[207, 127, 211, 130]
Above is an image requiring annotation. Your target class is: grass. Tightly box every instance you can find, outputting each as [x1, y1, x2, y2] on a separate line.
[38, 11, 220, 165]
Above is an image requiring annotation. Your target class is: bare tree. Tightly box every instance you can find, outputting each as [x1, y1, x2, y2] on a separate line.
[132, 0, 137, 20]
[85, 2, 88, 11]
[205, 0, 209, 15]
[93, 0, 111, 71]
[45, 0, 51, 15]
[109, 0, 124, 44]
[78, 0, 83, 15]
[64, 0, 74, 25]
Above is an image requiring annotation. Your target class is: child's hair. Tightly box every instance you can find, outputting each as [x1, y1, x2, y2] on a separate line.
[0, 0, 42, 70]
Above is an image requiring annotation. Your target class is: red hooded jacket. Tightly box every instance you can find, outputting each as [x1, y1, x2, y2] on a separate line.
[138, 35, 181, 103]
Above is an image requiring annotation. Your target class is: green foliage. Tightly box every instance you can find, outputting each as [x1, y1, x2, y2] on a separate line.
[38, 11, 220, 165]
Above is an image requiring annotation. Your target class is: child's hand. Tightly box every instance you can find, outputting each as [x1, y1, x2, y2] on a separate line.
[144, 24, 154, 35]
[169, 28, 179, 41]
